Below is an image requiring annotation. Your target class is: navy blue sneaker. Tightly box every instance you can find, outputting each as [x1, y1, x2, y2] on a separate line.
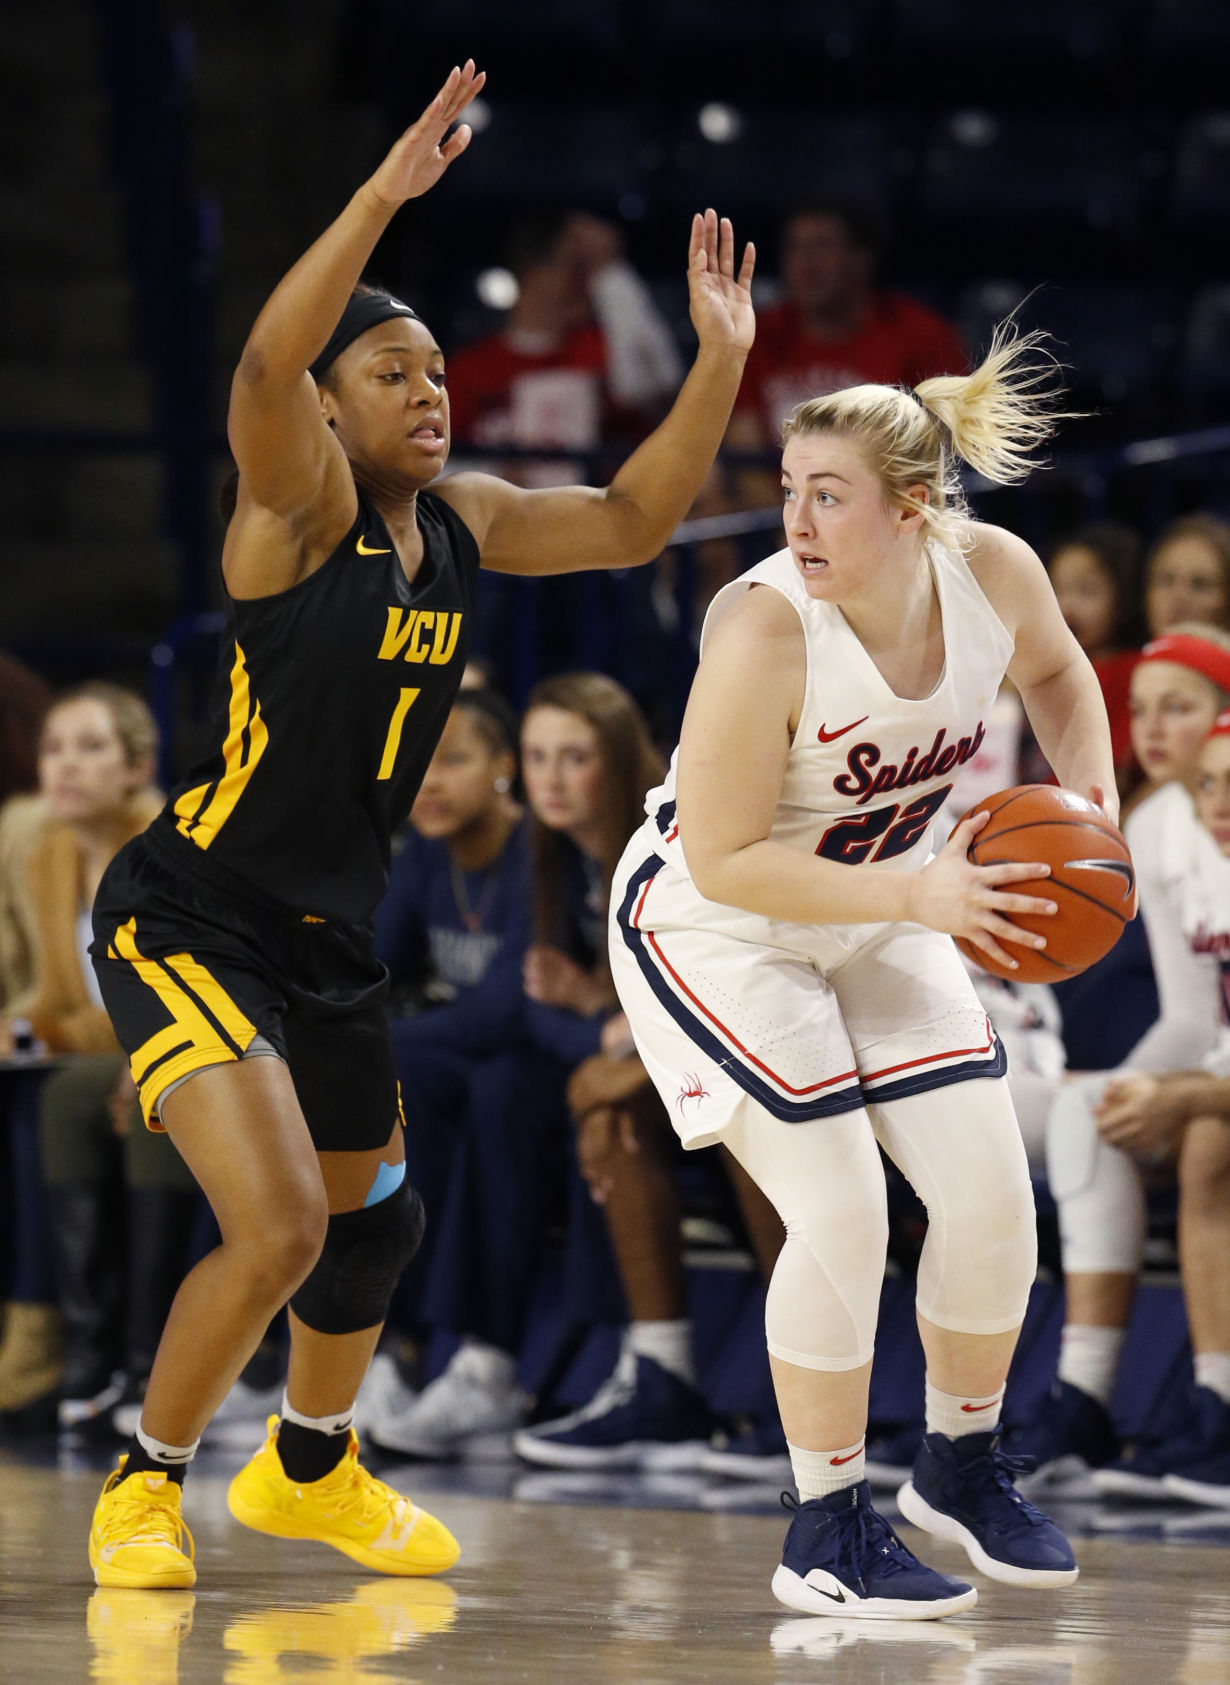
[1163, 1389, 1230, 1508]
[1000, 1380, 1119, 1496]
[700, 1414, 790, 1482]
[513, 1351, 711, 1470]
[771, 1481, 976, 1620]
[897, 1430, 1079, 1587]
[1095, 1388, 1228, 1501]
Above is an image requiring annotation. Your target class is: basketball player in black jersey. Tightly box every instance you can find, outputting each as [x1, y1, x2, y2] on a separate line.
[85, 60, 756, 1588]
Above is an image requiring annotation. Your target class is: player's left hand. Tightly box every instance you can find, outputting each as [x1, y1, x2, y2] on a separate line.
[687, 210, 755, 354]
[1095, 1072, 1190, 1160]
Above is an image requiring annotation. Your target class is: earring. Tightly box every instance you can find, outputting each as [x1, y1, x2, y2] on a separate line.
[494, 776, 511, 794]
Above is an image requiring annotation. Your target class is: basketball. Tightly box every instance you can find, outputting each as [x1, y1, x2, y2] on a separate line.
[954, 784, 1137, 984]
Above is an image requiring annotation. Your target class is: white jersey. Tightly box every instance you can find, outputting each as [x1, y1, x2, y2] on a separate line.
[645, 541, 1015, 882]
[1122, 781, 1229, 1074]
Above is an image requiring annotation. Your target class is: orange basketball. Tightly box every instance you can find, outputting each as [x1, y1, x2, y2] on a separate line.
[954, 784, 1137, 984]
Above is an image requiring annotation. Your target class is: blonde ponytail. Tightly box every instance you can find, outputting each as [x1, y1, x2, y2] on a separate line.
[782, 317, 1076, 556]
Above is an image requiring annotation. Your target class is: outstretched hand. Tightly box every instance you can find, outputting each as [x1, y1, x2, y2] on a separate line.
[367, 60, 486, 209]
[687, 210, 755, 354]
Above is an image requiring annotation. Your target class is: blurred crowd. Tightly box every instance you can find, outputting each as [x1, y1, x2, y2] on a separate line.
[3, 195, 1230, 1508]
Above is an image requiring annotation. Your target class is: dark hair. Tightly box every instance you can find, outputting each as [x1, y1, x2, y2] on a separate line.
[1146, 513, 1230, 632]
[503, 212, 570, 279]
[0, 653, 51, 806]
[781, 198, 883, 260]
[1048, 521, 1146, 648]
[523, 672, 663, 948]
[451, 688, 519, 757]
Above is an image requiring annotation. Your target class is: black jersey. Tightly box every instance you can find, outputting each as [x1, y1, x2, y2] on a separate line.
[150, 489, 480, 924]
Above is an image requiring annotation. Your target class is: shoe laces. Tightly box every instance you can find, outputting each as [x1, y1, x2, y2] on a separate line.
[322, 1446, 415, 1534]
[781, 1490, 921, 1584]
[100, 1476, 194, 1561]
[958, 1439, 1051, 1531]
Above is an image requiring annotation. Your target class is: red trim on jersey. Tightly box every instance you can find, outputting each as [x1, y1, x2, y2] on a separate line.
[861, 1017, 996, 1084]
[664, 823, 679, 843]
[634, 873, 859, 1099]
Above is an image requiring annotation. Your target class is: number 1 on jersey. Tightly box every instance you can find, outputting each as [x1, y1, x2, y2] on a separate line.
[378, 687, 420, 781]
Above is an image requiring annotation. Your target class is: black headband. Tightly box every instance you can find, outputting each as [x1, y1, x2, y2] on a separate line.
[309, 290, 420, 381]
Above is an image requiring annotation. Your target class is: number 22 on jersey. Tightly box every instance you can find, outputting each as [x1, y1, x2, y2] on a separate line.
[816, 785, 952, 864]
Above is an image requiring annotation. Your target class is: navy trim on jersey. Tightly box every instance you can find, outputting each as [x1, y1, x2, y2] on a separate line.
[654, 800, 677, 840]
[862, 1037, 1007, 1105]
[615, 855, 866, 1124]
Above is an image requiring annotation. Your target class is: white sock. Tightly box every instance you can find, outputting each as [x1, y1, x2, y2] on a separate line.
[1194, 1352, 1230, 1405]
[134, 1419, 199, 1467]
[455, 1339, 517, 1391]
[280, 1390, 354, 1437]
[625, 1319, 695, 1387]
[925, 1379, 1004, 1438]
[1057, 1324, 1124, 1408]
[788, 1438, 865, 1500]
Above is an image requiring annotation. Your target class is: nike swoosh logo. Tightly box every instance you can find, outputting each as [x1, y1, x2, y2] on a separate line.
[807, 1580, 847, 1603]
[356, 536, 392, 555]
[960, 1399, 1001, 1412]
[830, 1444, 865, 1465]
[817, 716, 869, 744]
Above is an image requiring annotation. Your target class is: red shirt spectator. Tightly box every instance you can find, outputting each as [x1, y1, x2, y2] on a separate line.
[445, 212, 682, 483]
[727, 202, 966, 453]
[734, 291, 968, 442]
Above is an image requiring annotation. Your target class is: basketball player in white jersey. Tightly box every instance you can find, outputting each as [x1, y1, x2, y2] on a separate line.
[608, 325, 1118, 1619]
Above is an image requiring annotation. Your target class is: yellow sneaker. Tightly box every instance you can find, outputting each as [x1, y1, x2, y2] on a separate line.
[226, 1416, 460, 1576]
[89, 1458, 197, 1589]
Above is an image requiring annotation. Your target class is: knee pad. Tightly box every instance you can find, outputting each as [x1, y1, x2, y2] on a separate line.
[290, 1178, 425, 1335]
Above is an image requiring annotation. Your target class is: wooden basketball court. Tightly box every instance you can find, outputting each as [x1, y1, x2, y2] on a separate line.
[1, 1446, 1227, 1683]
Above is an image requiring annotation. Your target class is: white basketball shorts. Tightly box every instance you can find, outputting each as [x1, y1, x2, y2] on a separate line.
[609, 824, 1005, 1150]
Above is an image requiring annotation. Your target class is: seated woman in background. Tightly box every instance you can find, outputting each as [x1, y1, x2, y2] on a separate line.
[1086, 714, 1230, 1510]
[363, 688, 567, 1460]
[1047, 521, 1145, 796]
[2, 684, 198, 1435]
[0, 654, 52, 1417]
[1144, 513, 1230, 640]
[1006, 627, 1230, 1492]
[512, 672, 784, 1473]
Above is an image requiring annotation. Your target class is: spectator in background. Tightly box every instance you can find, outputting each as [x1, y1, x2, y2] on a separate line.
[0, 655, 53, 1417]
[1085, 717, 1230, 1510]
[0, 685, 197, 1432]
[362, 690, 564, 1459]
[1145, 513, 1230, 638]
[726, 200, 967, 473]
[1005, 629, 1230, 1493]
[509, 673, 785, 1473]
[1047, 522, 1146, 793]
[446, 210, 684, 483]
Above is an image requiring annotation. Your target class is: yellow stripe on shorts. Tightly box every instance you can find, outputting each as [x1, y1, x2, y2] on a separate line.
[113, 918, 258, 1128]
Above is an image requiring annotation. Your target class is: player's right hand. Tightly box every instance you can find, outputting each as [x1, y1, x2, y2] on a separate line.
[909, 809, 1056, 972]
[367, 60, 486, 209]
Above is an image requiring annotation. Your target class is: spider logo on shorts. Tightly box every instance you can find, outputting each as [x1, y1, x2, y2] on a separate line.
[676, 1072, 710, 1114]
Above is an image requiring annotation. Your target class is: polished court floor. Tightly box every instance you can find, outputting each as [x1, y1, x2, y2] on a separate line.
[1, 1444, 1228, 1683]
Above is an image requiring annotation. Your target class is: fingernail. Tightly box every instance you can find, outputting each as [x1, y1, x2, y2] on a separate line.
[1045, 902, 1058, 914]
[1035, 938, 1047, 949]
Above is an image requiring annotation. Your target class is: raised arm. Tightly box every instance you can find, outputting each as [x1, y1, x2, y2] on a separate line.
[437, 211, 755, 574]
[223, 61, 485, 596]
[676, 587, 1055, 969]
[970, 523, 1119, 824]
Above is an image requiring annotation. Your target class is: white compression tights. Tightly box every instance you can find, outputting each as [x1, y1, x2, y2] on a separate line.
[723, 1077, 1037, 1372]
[1045, 1076, 1146, 1275]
